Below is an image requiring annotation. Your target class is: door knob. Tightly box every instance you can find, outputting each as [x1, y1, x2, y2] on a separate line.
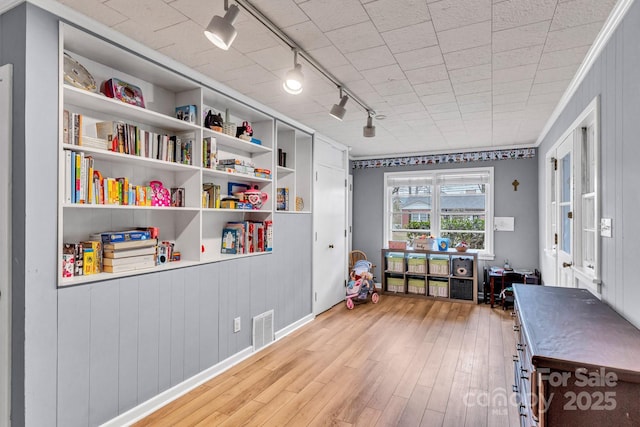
[562, 262, 573, 268]
[329, 244, 334, 248]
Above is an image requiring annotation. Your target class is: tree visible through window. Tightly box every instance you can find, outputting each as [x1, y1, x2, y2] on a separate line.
[384, 168, 494, 258]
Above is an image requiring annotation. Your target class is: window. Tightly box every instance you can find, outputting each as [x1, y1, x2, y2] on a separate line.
[384, 167, 494, 259]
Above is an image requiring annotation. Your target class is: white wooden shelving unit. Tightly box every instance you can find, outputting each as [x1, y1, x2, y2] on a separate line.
[57, 24, 312, 287]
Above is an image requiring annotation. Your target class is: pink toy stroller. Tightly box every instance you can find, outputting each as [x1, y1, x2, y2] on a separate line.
[345, 260, 380, 309]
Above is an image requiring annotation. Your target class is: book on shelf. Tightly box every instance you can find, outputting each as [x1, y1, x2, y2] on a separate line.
[103, 245, 156, 259]
[80, 240, 102, 273]
[102, 257, 156, 273]
[62, 243, 75, 278]
[276, 188, 289, 211]
[98, 229, 151, 243]
[265, 220, 273, 251]
[83, 248, 95, 275]
[221, 227, 242, 254]
[202, 183, 221, 208]
[202, 136, 218, 168]
[102, 254, 155, 267]
[64, 150, 72, 204]
[102, 238, 158, 251]
[63, 110, 83, 146]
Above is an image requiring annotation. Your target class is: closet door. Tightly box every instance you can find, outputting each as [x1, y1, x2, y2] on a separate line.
[313, 135, 348, 314]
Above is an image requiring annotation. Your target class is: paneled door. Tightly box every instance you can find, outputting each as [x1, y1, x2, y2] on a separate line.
[0, 64, 12, 427]
[557, 134, 575, 288]
[313, 136, 348, 315]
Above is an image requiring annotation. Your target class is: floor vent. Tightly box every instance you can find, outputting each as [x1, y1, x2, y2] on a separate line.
[252, 310, 274, 351]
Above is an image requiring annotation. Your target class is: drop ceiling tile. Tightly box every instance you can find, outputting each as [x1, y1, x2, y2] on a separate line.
[492, 45, 544, 70]
[492, 21, 550, 53]
[230, 23, 281, 54]
[492, 79, 533, 95]
[247, 44, 293, 71]
[534, 64, 580, 84]
[381, 22, 438, 54]
[395, 46, 444, 71]
[429, 0, 491, 32]
[530, 79, 572, 95]
[249, 0, 310, 28]
[105, 0, 188, 31]
[544, 21, 603, 52]
[298, 0, 369, 32]
[221, 63, 277, 85]
[405, 64, 449, 85]
[449, 64, 492, 84]
[493, 64, 538, 84]
[112, 19, 175, 50]
[459, 102, 491, 114]
[361, 64, 407, 85]
[538, 45, 590, 69]
[414, 79, 454, 96]
[346, 46, 397, 71]
[457, 92, 491, 105]
[374, 79, 414, 96]
[426, 102, 460, 114]
[493, 91, 529, 104]
[550, 0, 617, 31]
[437, 21, 491, 54]
[328, 63, 365, 83]
[463, 118, 492, 130]
[431, 110, 462, 121]
[199, 47, 254, 72]
[452, 79, 491, 96]
[443, 45, 491, 70]
[492, 0, 556, 32]
[344, 79, 377, 95]
[462, 110, 492, 120]
[157, 44, 213, 68]
[384, 92, 422, 106]
[493, 102, 526, 113]
[392, 102, 427, 113]
[437, 118, 465, 130]
[364, 0, 431, 32]
[420, 91, 457, 106]
[326, 21, 385, 54]
[168, 0, 218, 27]
[59, 0, 127, 26]
[306, 45, 350, 68]
[527, 92, 562, 105]
[283, 20, 333, 51]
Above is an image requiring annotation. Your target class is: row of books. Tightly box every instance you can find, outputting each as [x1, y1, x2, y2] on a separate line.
[63, 111, 193, 165]
[221, 220, 273, 254]
[202, 183, 221, 208]
[62, 229, 168, 277]
[202, 136, 218, 169]
[64, 150, 179, 206]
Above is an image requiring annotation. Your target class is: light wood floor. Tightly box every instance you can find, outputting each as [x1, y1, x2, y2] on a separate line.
[135, 295, 519, 427]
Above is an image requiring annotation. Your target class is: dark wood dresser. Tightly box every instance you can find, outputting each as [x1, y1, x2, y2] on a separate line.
[512, 285, 640, 426]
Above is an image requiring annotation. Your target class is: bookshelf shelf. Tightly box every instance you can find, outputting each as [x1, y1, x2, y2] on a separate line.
[57, 24, 285, 286]
[275, 120, 312, 213]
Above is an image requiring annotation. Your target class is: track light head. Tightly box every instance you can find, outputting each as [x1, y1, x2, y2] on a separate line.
[204, 3, 240, 50]
[330, 94, 348, 121]
[363, 114, 375, 138]
[283, 51, 304, 94]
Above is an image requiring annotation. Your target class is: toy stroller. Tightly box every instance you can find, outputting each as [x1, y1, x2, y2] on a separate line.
[345, 260, 380, 309]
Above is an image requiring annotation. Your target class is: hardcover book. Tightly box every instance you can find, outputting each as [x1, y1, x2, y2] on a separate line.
[99, 229, 151, 243]
[102, 238, 158, 251]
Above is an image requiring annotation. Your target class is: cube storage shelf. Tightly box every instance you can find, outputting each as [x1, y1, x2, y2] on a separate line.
[58, 24, 312, 287]
[381, 248, 478, 303]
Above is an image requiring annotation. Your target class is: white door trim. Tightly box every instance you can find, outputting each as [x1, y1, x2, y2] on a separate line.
[0, 63, 13, 427]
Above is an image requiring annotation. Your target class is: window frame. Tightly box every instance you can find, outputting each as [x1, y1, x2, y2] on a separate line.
[384, 167, 494, 260]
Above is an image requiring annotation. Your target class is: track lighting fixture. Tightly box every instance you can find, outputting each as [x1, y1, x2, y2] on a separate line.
[283, 50, 304, 94]
[363, 113, 376, 138]
[204, 0, 240, 50]
[329, 88, 348, 121]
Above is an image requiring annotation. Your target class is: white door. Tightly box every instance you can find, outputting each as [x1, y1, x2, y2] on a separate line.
[0, 64, 12, 427]
[556, 134, 574, 287]
[313, 137, 348, 314]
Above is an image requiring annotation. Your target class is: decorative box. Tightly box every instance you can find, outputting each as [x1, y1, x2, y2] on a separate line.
[175, 105, 196, 123]
[100, 78, 145, 108]
[388, 240, 407, 250]
[408, 278, 426, 295]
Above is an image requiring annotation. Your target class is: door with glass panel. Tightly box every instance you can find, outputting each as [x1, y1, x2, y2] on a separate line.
[557, 134, 575, 288]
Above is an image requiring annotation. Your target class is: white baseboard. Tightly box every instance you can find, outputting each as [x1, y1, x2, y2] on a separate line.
[275, 313, 314, 341]
[101, 313, 316, 427]
[101, 347, 254, 427]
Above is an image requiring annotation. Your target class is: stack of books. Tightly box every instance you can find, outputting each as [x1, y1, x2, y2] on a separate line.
[93, 230, 157, 273]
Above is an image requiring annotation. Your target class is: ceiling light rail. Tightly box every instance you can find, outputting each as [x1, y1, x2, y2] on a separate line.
[229, 0, 376, 119]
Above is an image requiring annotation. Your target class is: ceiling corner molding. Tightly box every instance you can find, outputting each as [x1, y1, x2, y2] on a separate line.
[535, 0, 635, 147]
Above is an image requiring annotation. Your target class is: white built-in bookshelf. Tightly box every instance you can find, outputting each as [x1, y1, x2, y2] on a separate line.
[58, 24, 312, 287]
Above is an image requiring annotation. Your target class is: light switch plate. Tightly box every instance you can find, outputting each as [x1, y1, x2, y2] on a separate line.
[600, 218, 612, 237]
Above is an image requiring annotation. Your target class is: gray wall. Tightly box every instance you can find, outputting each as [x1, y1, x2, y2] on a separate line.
[4, 4, 313, 426]
[351, 157, 539, 276]
[57, 214, 311, 426]
[537, 0, 640, 328]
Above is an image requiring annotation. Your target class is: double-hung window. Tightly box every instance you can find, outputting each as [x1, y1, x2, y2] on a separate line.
[384, 167, 494, 259]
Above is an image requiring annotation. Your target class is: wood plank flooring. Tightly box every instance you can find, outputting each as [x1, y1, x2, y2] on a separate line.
[135, 295, 519, 427]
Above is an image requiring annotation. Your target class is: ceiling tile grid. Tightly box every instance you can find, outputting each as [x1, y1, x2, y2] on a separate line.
[55, 0, 619, 157]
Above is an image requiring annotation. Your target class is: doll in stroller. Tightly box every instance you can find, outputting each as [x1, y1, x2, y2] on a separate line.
[345, 260, 380, 309]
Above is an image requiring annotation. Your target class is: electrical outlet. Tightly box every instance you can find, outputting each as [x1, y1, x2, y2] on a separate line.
[233, 317, 241, 333]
